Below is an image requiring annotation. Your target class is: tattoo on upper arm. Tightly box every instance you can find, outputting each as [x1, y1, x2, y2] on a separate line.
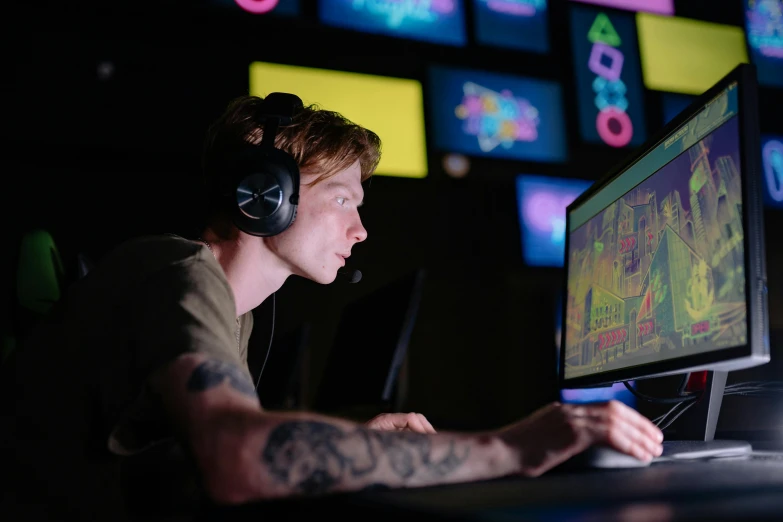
[186, 359, 257, 398]
[261, 421, 469, 495]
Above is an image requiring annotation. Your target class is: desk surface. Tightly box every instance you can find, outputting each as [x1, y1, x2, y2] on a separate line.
[209, 454, 783, 521]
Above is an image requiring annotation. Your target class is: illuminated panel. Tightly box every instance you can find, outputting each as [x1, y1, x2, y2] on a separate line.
[745, 0, 783, 87]
[570, 5, 647, 148]
[318, 0, 466, 47]
[637, 14, 748, 95]
[762, 135, 783, 208]
[249, 62, 427, 178]
[570, 0, 673, 15]
[473, 0, 549, 54]
[661, 93, 695, 125]
[428, 66, 568, 163]
[212, 0, 300, 15]
[516, 175, 592, 267]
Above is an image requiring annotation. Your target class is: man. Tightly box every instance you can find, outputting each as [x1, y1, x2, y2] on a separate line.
[0, 94, 663, 521]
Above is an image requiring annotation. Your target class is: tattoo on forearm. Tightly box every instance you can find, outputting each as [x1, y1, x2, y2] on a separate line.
[261, 421, 470, 495]
[186, 359, 257, 398]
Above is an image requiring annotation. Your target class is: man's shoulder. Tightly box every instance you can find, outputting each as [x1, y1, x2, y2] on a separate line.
[81, 234, 220, 296]
[105, 234, 210, 273]
[116, 234, 202, 260]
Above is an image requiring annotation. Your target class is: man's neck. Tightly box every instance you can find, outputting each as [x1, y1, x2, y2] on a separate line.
[199, 230, 289, 316]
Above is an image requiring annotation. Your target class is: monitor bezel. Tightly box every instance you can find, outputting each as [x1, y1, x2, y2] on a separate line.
[560, 63, 769, 389]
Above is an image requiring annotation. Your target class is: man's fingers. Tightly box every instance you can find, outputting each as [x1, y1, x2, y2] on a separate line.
[606, 400, 664, 444]
[405, 413, 436, 434]
[603, 424, 653, 461]
[416, 413, 437, 434]
[592, 403, 662, 459]
[575, 402, 662, 459]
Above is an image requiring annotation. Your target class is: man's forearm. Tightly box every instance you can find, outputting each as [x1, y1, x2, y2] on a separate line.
[210, 410, 519, 502]
[174, 357, 519, 502]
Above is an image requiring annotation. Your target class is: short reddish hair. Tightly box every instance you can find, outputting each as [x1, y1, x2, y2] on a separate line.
[202, 95, 382, 187]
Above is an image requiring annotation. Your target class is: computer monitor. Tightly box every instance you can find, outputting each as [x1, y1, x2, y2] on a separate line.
[313, 269, 426, 418]
[561, 64, 769, 458]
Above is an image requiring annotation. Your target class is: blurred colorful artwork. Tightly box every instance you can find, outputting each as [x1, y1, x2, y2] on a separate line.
[318, 0, 466, 46]
[429, 66, 567, 162]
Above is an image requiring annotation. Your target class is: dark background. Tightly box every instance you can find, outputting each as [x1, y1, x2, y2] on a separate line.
[4, 0, 783, 432]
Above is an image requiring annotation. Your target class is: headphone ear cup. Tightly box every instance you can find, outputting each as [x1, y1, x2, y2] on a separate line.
[230, 147, 300, 237]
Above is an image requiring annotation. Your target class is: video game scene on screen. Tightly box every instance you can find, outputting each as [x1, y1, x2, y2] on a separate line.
[564, 86, 747, 379]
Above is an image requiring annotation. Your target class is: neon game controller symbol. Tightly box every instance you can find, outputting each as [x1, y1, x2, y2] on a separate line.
[455, 81, 540, 152]
[234, 0, 279, 14]
[586, 13, 634, 148]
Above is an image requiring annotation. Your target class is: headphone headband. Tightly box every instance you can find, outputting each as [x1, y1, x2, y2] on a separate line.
[220, 92, 304, 237]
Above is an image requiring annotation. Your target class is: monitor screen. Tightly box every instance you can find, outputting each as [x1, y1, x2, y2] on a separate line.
[428, 65, 568, 163]
[570, 4, 647, 148]
[555, 294, 637, 407]
[212, 0, 300, 15]
[249, 61, 428, 179]
[762, 135, 783, 208]
[637, 14, 749, 95]
[745, 0, 783, 87]
[318, 0, 467, 47]
[569, 0, 674, 15]
[563, 68, 766, 385]
[314, 270, 426, 414]
[516, 175, 593, 267]
[473, 0, 549, 54]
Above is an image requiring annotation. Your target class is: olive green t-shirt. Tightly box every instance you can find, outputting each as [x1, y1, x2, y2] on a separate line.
[0, 234, 254, 521]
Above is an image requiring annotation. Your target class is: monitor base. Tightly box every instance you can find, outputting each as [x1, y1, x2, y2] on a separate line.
[657, 439, 752, 461]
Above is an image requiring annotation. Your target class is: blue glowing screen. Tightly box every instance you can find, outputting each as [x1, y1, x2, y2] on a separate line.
[429, 66, 568, 162]
[516, 175, 592, 267]
[318, 0, 466, 46]
[473, 0, 549, 53]
[745, 0, 783, 87]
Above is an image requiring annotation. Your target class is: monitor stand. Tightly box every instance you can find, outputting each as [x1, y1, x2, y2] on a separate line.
[659, 371, 752, 461]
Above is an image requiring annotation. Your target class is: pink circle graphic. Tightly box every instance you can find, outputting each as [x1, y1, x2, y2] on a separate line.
[234, 0, 279, 14]
[596, 107, 633, 148]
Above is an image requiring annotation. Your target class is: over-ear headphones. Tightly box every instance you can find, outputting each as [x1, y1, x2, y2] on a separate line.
[222, 92, 304, 237]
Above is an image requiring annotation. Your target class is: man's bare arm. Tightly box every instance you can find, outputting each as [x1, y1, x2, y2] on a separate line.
[152, 354, 520, 504]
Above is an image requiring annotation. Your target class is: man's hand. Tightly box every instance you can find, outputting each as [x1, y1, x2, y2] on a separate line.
[365, 412, 437, 433]
[498, 400, 664, 477]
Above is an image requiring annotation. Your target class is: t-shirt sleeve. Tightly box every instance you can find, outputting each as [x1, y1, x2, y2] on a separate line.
[131, 255, 243, 374]
[108, 254, 247, 456]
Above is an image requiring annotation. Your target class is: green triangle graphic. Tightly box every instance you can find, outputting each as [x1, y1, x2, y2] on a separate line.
[588, 13, 621, 47]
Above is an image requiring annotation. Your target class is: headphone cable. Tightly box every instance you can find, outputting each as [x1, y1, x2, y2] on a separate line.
[254, 292, 276, 392]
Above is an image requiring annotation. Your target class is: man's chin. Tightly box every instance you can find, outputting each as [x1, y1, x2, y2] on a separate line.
[299, 270, 337, 285]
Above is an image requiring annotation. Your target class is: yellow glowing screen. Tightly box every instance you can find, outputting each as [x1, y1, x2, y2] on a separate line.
[249, 62, 427, 179]
[636, 14, 748, 95]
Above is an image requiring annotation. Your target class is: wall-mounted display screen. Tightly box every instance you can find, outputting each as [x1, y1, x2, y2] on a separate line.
[473, 0, 549, 54]
[637, 14, 748, 95]
[516, 175, 593, 267]
[570, 0, 673, 15]
[762, 135, 783, 208]
[250, 61, 428, 178]
[212, 0, 300, 15]
[744, 0, 783, 87]
[318, 0, 466, 46]
[570, 5, 647, 148]
[428, 66, 568, 163]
